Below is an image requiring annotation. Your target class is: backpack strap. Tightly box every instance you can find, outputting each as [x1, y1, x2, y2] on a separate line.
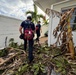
[25, 20, 32, 29]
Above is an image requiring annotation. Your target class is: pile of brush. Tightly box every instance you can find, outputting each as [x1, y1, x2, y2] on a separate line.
[0, 43, 76, 75]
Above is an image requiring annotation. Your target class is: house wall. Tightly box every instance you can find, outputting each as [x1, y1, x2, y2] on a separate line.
[50, 0, 76, 46]
[53, 0, 76, 12]
[50, 16, 60, 45]
[41, 25, 48, 37]
[0, 15, 23, 48]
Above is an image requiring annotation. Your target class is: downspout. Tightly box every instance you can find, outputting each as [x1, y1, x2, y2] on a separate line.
[48, 5, 53, 46]
[48, 0, 71, 46]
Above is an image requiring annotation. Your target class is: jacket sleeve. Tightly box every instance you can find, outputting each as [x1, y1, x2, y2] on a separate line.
[21, 21, 24, 27]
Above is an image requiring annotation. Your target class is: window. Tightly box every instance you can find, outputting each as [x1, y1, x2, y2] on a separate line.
[62, 8, 76, 31]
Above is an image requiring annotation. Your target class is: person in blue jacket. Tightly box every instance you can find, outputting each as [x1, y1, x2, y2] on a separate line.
[35, 21, 42, 45]
[19, 16, 35, 63]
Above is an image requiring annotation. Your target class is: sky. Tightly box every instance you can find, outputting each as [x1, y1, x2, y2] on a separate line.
[0, 0, 45, 20]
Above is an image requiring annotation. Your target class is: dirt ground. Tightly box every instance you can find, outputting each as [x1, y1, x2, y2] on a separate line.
[39, 37, 48, 44]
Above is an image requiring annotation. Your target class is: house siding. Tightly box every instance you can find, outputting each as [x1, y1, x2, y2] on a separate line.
[0, 15, 23, 48]
[53, 0, 76, 12]
[41, 25, 48, 37]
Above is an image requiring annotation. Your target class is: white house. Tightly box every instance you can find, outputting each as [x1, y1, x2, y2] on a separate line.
[0, 15, 23, 48]
[0, 14, 48, 48]
[33, 0, 76, 46]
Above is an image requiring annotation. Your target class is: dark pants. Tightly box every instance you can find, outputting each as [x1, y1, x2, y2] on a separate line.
[36, 32, 40, 42]
[24, 39, 34, 62]
[36, 36, 39, 41]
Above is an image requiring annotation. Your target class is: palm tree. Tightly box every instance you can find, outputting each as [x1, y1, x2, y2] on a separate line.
[26, 4, 45, 24]
[43, 18, 49, 25]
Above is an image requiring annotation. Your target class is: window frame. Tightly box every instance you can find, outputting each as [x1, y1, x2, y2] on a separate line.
[61, 6, 76, 31]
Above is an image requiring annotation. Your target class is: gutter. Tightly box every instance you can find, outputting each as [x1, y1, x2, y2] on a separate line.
[53, 0, 71, 6]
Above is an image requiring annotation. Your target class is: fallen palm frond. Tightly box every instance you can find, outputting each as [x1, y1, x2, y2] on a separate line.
[0, 47, 26, 75]
[0, 44, 76, 75]
[53, 8, 75, 59]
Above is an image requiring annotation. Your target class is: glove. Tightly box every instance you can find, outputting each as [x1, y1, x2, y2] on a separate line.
[19, 34, 24, 39]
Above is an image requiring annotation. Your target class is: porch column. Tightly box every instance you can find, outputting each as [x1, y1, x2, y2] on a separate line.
[48, 5, 53, 46]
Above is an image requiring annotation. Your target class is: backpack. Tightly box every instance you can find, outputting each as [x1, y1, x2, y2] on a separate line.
[35, 26, 39, 31]
[24, 21, 33, 40]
